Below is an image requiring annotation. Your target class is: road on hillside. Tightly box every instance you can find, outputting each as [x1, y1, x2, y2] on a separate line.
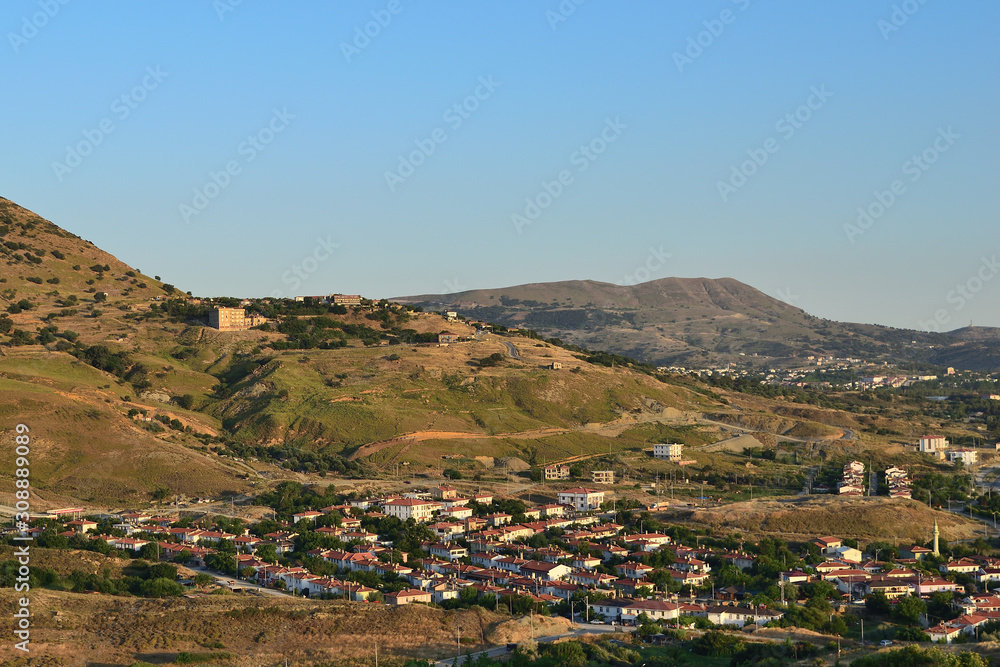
[975, 466, 1000, 493]
[196, 566, 289, 598]
[501, 340, 521, 360]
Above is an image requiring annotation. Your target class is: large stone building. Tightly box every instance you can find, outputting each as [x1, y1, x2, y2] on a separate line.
[209, 307, 266, 331]
[210, 307, 247, 331]
[332, 294, 362, 306]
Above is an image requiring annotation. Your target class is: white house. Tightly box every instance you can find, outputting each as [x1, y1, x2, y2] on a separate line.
[947, 449, 979, 465]
[653, 443, 683, 461]
[919, 435, 949, 458]
[557, 488, 605, 512]
[381, 498, 440, 522]
[707, 606, 784, 627]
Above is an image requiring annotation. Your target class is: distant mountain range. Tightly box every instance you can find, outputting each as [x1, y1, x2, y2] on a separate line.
[395, 278, 1000, 371]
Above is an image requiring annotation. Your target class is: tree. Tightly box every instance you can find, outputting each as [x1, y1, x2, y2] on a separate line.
[896, 625, 930, 642]
[193, 573, 213, 587]
[693, 631, 745, 657]
[849, 646, 986, 667]
[149, 563, 177, 580]
[866, 591, 891, 616]
[141, 577, 183, 598]
[893, 595, 927, 626]
[255, 544, 278, 563]
[176, 394, 195, 410]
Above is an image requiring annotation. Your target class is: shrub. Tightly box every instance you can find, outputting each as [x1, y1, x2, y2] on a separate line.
[693, 631, 745, 657]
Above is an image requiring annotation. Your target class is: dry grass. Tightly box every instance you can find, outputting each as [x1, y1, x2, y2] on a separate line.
[676, 495, 982, 543]
[0, 588, 510, 666]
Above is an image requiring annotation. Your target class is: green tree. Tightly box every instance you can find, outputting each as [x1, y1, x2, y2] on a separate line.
[893, 595, 927, 626]
[850, 646, 986, 667]
[866, 591, 891, 616]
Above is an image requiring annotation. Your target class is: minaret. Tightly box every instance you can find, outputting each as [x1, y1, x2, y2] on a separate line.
[933, 519, 940, 557]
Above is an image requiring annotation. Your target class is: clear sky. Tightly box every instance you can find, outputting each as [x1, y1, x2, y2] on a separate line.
[3, 1, 998, 331]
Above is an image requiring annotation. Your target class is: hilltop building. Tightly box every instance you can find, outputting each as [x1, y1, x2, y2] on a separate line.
[332, 294, 362, 306]
[209, 307, 248, 331]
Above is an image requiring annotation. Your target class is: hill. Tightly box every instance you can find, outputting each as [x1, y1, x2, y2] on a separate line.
[0, 195, 991, 508]
[0, 197, 728, 504]
[395, 278, 1000, 371]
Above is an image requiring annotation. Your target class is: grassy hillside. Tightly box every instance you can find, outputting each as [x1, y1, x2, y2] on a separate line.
[0, 195, 990, 507]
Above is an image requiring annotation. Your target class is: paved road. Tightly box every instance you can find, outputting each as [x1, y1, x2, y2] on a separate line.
[501, 340, 521, 360]
[975, 466, 1000, 493]
[195, 566, 289, 597]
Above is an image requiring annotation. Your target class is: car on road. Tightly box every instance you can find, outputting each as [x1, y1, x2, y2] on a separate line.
[590, 619, 605, 625]
[506, 643, 517, 652]
[879, 640, 893, 647]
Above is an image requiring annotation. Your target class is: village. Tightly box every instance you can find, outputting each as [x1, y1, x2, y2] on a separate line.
[14, 473, 1000, 648]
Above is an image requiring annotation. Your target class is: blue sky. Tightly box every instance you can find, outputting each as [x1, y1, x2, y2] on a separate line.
[3, 0, 998, 331]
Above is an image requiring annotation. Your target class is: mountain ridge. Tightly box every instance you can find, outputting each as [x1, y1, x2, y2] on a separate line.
[395, 278, 1000, 371]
